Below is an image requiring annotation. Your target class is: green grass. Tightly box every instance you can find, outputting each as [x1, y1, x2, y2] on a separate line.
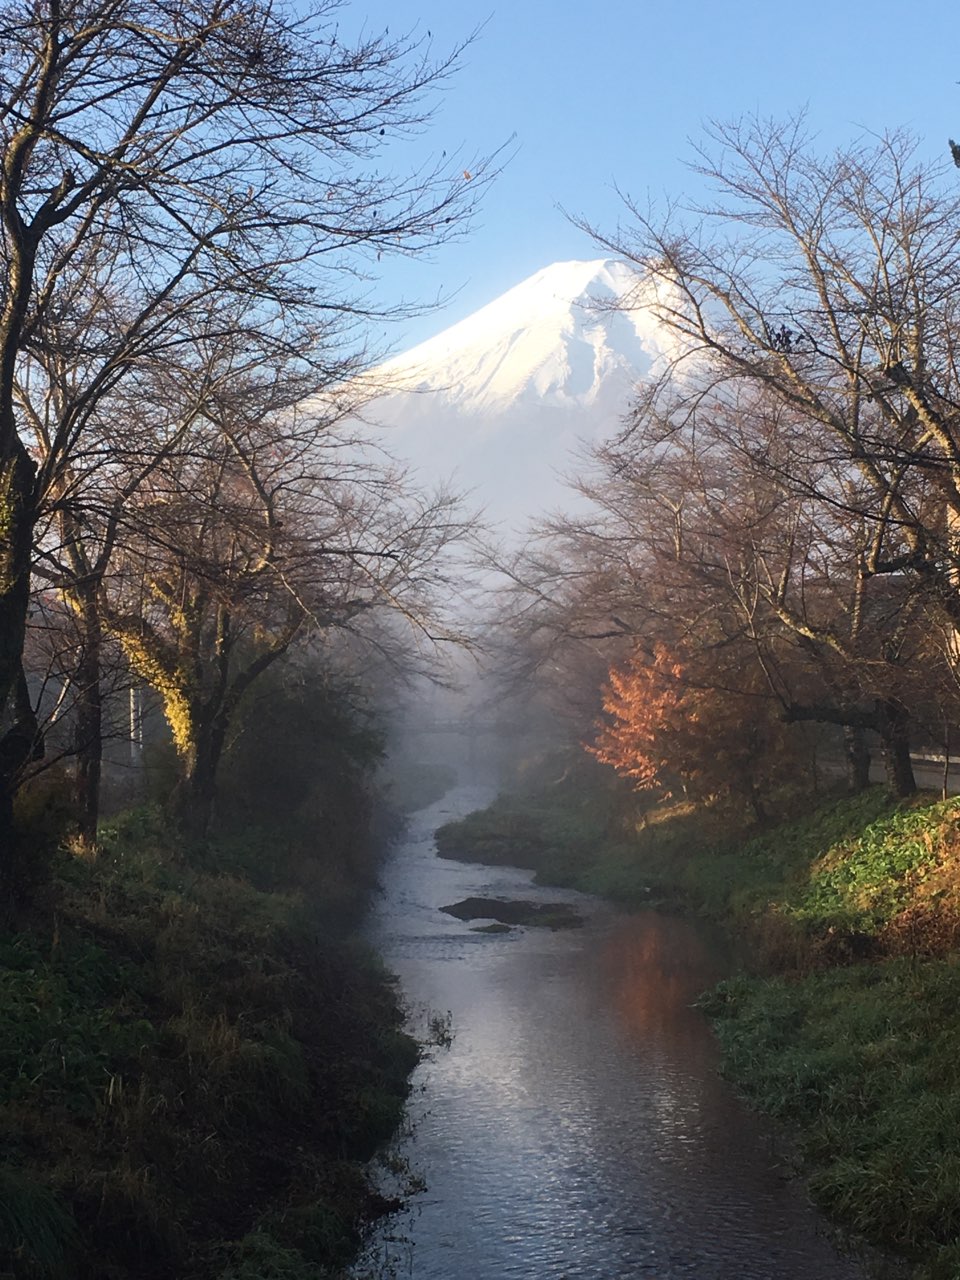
[696, 795, 960, 1274]
[0, 808, 417, 1279]
[700, 959, 960, 1276]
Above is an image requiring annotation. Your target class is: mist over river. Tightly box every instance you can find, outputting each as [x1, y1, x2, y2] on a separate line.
[354, 781, 866, 1280]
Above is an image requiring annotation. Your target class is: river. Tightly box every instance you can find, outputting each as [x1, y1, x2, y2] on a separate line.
[354, 781, 866, 1280]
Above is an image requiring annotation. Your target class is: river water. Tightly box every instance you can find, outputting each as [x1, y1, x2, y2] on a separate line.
[355, 782, 865, 1280]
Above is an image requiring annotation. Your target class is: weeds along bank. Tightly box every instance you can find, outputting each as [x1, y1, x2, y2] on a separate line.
[0, 792, 422, 1280]
[436, 779, 960, 1279]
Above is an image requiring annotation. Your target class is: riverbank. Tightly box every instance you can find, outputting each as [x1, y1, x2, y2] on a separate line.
[0, 806, 418, 1279]
[435, 781, 960, 1278]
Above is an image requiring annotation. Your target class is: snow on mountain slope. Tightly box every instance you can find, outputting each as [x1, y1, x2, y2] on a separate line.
[362, 258, 689, 533]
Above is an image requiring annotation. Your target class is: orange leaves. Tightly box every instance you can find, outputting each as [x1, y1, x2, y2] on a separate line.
[588, 642, 690, 793]
[588, 640, 797, 813]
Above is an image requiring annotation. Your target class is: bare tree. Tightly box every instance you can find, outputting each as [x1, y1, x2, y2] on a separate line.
[564, 119, 960, 793]
[0, 0, 487, 849]
[589, 120, 960, 595]
[81, 341, 473, 839]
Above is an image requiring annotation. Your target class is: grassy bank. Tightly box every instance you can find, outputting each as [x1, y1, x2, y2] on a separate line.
[0, 807, 418, 1280]
[436, 780, 960, 1277]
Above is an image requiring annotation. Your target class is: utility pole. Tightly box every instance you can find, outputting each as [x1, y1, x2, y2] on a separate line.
[129, 685, 144, 766]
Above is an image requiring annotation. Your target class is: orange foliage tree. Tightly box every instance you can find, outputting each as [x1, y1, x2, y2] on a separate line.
[588, 642, 808, 819]
[588, 643, 687, 790]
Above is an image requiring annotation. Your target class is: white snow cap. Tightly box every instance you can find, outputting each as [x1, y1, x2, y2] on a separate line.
[376, 257, 683, 414]
[364, 258, 689, 533]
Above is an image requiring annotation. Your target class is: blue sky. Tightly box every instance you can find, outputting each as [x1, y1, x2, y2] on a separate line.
[345, 0, 960, 352]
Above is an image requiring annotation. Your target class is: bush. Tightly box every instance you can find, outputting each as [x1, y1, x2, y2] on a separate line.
[215, 672, 390, 910]
[0, 810, 416, 1279]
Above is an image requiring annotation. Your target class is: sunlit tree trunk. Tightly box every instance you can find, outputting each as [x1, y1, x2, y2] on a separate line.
[107, 595, 298, 846]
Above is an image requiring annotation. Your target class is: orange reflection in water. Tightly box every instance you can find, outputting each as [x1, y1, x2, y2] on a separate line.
[601, 913, 725, 1043]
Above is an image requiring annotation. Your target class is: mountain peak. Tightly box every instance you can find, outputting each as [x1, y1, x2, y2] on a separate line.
[363, 257, 684, 531]
[376, 257, 675, 416]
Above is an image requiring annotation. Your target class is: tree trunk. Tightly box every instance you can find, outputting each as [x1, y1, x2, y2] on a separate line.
[877, 699, 916, 797]
[0, 666, 42, 910]
[72, 595, 102, 850]
[172, 713, 228, 844]
[842, 724, 871, 792]
[0, 445, 38, 860]
[746, 783, 767, 823]
[942, 718, 951, 801]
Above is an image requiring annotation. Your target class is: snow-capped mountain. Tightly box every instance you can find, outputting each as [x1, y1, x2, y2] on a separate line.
[362, 258, 686, 533]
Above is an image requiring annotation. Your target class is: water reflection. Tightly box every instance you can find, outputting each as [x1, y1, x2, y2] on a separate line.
[356, 785, 864, 1280]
